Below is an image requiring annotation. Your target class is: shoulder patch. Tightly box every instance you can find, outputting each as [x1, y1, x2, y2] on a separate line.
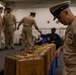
[66, 31, 73, 44]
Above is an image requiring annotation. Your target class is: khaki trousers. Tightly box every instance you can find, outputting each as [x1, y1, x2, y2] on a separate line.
[22, 27, 32, 49]
[4, 26, 14, 47]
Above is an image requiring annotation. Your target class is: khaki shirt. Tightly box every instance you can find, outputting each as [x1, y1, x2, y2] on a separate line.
[20, 16, 37, 28]
[3, 13, 16, 27]
[64, 17, 76, 65]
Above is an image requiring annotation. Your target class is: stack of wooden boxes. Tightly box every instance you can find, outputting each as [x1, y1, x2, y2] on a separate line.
[4, 44, 56, 75]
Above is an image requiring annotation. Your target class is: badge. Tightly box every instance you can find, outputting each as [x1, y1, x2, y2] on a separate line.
[66, 31, 73, 44]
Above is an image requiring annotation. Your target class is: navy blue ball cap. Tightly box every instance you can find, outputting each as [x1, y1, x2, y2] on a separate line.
[49, 1, 71, 20]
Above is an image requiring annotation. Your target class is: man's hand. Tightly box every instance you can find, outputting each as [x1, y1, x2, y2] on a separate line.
[55, 48, 61, 57]
[17, 27, 19, 30]
[55, 46, 64, 57]
[39, 30, 42, 35]
[14, 27, 16, 31]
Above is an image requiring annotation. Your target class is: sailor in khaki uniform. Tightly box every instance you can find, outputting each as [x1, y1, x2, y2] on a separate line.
[3, 6, 16, 49]
[50, 1, 76, 75]
[17, 12, 41, 50]
[0, 5, 3, 50]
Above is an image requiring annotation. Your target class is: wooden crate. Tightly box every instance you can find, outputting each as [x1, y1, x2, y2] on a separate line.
[39, 48, 51, 75]
[39, 44, 56, 75]
[16, 58, 44, 75]
[50, 44, 56, 62]
[4, 44, 56, 75]
[4, 51, 32, 75]
[4, 56, 21, 75]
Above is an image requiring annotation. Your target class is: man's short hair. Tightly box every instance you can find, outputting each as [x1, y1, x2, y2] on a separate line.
[5, 6, 13, 11]
[51, 28, 56, 31]
[30, 12, 36, 16]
